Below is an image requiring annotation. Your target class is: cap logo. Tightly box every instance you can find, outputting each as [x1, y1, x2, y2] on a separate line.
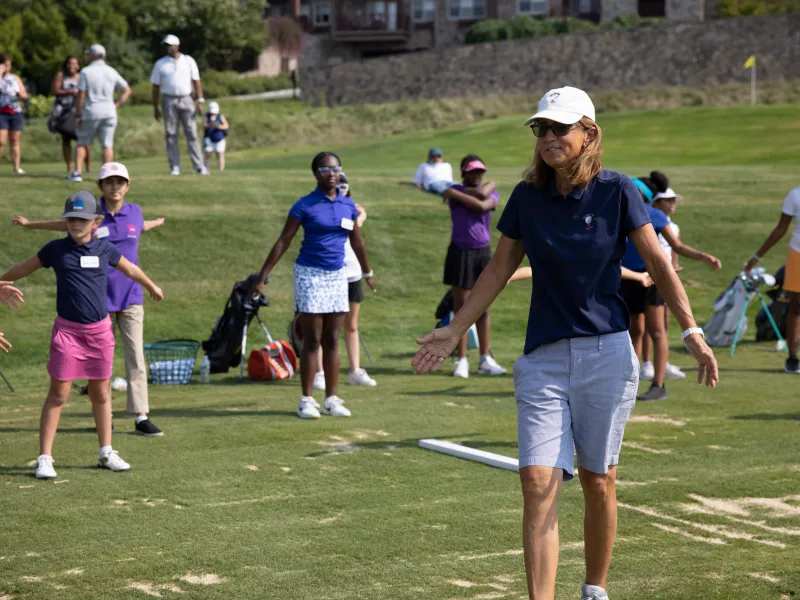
[74, 199, 84, 210]
[548, 92, 560, 104]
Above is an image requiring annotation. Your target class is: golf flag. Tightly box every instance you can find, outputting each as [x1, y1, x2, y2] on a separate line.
[744, 55, 756, 69]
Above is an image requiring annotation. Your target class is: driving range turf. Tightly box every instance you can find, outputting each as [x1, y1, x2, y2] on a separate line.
[0, 104, 798, 599]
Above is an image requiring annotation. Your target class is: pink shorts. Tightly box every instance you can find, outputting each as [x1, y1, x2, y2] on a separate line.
[47, 316, 115, 381]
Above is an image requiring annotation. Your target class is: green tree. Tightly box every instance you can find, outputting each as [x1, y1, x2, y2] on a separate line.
[61, 0, 130, 45]
[19, 0, 74, 93]
[0, 14, 25, 70]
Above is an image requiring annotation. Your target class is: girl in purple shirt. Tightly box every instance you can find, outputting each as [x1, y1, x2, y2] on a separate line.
[441, 155, 506, 379]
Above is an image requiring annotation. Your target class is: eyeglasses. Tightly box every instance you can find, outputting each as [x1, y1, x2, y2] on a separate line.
[317, 166, 342, 175]
[530, 122, 576, 138]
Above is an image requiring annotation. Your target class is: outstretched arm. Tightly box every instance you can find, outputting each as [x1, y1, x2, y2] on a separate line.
[114, 257, 163, 301]
[0, 282, 24, 309]
[1, 256, 43, 283]
[13, 216, 67, 231]
[745, 213, 792, 273]
[143, 218, 166, 232]
[250, 216, 301, 299]
[661, 226, 721, 270]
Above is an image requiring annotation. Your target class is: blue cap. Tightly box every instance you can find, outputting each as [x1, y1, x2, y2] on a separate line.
[61, 190, 102, 220]
[428, 147, 443, 157]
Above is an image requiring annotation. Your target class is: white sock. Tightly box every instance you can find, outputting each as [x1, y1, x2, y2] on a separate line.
[135, 416, 148, 424]
[643, 361, 653, 367]
[480, 354, 491, 362]
[99, 445, 113, 458]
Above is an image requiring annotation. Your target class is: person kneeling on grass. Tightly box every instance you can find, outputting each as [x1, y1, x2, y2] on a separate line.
[14, 162, 167, 436]
[203, 101, 228, 172]
[2, 191, 163, 479]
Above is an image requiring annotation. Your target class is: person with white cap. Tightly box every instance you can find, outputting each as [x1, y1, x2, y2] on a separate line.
[69, 44, 131, 183]
[150, 35, 208, 176]
[203, 101, 229, 172]
[412, 86, 719, 600]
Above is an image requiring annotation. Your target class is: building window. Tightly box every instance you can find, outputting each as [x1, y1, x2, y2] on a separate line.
[517, 0, 548, 14]
[449, 0, 486, 19]
[300, 3, 311, 16]
[312, 1, 329, 24]
[413, 0, 437, 21]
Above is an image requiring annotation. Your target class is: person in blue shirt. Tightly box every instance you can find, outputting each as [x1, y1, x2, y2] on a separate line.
[250, 152, 376, 420]
[412, 87, 719, 600]
[622, 177, 721, 401]
[203, 101, 229, 172]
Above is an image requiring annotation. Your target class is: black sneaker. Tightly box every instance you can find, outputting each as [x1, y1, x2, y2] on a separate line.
[134, 419, 164, 437]
[637, 383, 668, 402]
[785, 357, 800, 374]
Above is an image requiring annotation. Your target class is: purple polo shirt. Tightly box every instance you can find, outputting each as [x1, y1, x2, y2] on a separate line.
[97, 199, 144, 311]
[448, 184, 500, 249]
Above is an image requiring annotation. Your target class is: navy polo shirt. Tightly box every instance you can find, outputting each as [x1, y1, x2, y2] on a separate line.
[37, 237, 122, 324]
[289, 188, 359, 271]
[496, 169, 651, 354]
[621, 204, 670, 272]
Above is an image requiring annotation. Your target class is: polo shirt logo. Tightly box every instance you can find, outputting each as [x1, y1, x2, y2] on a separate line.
[583, 214, 594, 229]
[127, 224, 137, 237]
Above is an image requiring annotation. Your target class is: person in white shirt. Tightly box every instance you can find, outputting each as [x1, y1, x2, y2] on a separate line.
[412, 148, 456, 195]
[745, 186, 800, 374]
[150, 34, 207, 176]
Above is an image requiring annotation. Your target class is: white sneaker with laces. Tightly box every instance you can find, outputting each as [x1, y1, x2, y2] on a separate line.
[640, 361, 654, 380]
[478, 355, 507, 375]
[35, 455, 57, 479]
[664, 363, 687, 379]
[97, 450, 131, 472]
[322, 395, 351, 417]
[313, 371, 326, 391]
[453, 357, 469, 379]
[581, 584, 609, 600]
[348, 368, 376, 386]
[170, 166, 181, 176]
[298, 396, 321, 419]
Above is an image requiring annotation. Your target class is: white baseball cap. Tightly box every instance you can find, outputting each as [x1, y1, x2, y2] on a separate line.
[162, 34, 180, 46]
[98, 162, 130, 182]
[208, 102, 220, 114]
[86, 44, 106, 58]
[523, 86, 596, 127]
[653, 187, 682, 201]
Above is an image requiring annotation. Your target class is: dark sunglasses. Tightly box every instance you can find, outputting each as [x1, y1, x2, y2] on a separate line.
[317, 166, 342, 175]
[530, 122, 576, 138]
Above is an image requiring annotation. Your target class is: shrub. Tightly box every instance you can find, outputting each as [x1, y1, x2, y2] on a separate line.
[128, 70, 295, 105]
[464, 20, 513, 44]
[25, 95, 51, 119]
[718, 0, 800, 15]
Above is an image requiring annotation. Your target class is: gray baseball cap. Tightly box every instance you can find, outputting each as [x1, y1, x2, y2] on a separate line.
[85, 44, 106, 58]
[61, 191, 102, 220]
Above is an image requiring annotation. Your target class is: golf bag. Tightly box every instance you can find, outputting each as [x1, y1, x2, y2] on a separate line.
[434, 290, 479, 350]
[202, 274, 269, 373]
[704, 276, 749, 347]
[756, 266, 788, 341]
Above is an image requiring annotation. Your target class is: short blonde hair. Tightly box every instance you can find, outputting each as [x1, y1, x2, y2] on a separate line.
[522, 117, 603, 190]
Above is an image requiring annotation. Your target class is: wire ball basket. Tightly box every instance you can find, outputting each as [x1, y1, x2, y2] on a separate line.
[143, 339, 200, 385]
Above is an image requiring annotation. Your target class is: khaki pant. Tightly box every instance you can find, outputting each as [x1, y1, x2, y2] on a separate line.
[109, 304, 149, 414]
[162, 94, 204, 171]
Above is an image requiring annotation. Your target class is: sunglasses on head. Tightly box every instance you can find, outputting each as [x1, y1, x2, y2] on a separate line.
[317, 166, 342, 175]
[530, 122, 577, 138]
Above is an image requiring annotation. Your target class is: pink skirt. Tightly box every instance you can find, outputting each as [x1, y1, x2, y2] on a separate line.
[47, 316, 115, 381]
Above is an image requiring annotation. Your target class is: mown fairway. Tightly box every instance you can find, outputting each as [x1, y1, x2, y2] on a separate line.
[0, 105, 798, 600]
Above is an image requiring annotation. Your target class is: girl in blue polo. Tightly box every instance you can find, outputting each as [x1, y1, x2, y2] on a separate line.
[2, 191, 164, 480]
[250, 152, 376, 420]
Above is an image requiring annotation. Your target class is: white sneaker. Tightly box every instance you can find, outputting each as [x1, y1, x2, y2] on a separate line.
[664, 363, 687, 379]
[313, 371, 326, 391]
[348, 368, 376, 386]
[35, 455, 57, 479]
[640, 361, 654, 381]
[15, 168, 25, 175]
[198, 166, 209, 175]
[298, 396, 321, 419]
[582, 584, 609, 600]
[478, 355, 507, 375]
[67, 172, 83, 182]
[322, 395, 351, 417]
[97, 450, 131, 472]
[453, 357, 469, 379]
[170, 166, 181, 176]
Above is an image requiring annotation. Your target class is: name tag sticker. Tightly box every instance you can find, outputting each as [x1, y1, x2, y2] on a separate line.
[80, 256, 100, 269]
[95, 226, 110, 239]
[341, 218, 354, 231]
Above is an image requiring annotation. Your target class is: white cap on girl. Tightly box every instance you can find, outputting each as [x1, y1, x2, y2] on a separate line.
[98, 162, 130, 182]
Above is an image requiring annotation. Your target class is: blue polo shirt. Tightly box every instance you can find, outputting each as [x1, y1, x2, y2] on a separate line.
[37, 236, 122, 324]
[496, 169, 651, 354]
[621, 204, 670, 272]
[289, 188, 359, 271]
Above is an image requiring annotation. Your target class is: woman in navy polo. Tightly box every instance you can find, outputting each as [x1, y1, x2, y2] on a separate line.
[251, 152, 375, 420]
[413, 87, 719, 600]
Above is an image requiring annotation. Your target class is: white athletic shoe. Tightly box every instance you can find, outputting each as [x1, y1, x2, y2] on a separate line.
[640, 361, 654, 381]
[664, 363, 687, 379]
[348, 368, 376, 386]
[322, 395, 351, 417]
[170, 166, 181, 176]
[478, 355, 507, 375]
[67, 172, 83, 182]
[97, 450, 131, 472]
[298, 396, 321, 419]
[198, 166, 210, 175]
[313, 371, 326, 391]
[15, 168, 25, 175]
[35, 455, 57, 479]
[581, 584, 609, 600]
[453, 357, 469, 379]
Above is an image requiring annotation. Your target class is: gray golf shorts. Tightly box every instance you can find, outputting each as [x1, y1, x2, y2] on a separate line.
[77, 117, 117, 148]
[513, 331, 638, 481]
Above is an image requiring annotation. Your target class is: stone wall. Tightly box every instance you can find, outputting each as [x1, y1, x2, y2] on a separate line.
[302, 14, 800, 106]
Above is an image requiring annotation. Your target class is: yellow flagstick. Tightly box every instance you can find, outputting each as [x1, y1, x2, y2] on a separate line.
[744, 55, 757, 106]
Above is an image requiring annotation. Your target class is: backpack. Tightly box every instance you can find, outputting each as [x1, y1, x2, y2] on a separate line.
[202, 274, 266, 373]
[248, 341, 298, 381]
[703, 276, 749, 347]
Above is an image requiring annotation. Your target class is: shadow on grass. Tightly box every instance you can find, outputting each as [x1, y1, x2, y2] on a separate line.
[0, 426, 99, 434]
[59, 407, 298, 419]
[302, 432, 485, 458]
[0, 464, 101, 478]
[399, 386, 514, 398]
[730, 413, 800, 421]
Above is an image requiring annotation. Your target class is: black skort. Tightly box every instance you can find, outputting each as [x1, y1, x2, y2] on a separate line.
[443, 244, 491, 290]
[621, 278, 665, 315]
[348, 279, 363, 304]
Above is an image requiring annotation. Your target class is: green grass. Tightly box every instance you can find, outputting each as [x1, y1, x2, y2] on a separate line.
[1, 104, 799, 600]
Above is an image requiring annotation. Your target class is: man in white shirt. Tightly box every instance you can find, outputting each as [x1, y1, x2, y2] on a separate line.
[412, 148, 455, 195]
[150, 35, 207, 175]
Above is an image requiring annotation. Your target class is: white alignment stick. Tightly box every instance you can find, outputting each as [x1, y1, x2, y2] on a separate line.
[419, 438, 519, 472]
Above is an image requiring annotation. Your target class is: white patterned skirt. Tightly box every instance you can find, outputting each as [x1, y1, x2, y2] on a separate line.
[294, 264, 350, 314]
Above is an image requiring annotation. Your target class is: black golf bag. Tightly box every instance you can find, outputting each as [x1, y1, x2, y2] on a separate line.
[202, 274, 269, 373]
[756, 266, 788, 341]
